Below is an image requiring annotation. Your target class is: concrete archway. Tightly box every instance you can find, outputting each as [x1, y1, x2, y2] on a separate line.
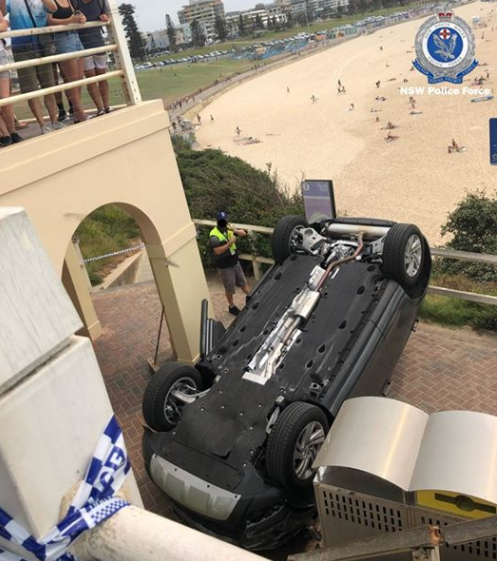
[0, 101, 210, 363]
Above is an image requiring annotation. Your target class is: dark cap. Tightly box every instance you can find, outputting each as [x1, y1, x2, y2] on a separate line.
[216, 211, 229, 221]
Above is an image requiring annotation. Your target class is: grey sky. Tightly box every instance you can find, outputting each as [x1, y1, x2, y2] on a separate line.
[131, 0, 253, 32]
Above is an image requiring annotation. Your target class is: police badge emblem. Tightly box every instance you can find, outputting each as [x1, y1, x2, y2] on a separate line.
[414, 11, 478, 84]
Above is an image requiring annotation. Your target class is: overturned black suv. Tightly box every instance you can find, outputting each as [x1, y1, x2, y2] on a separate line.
[142, 215, 431, 550]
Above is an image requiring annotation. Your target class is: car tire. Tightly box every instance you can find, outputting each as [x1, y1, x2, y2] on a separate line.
[271, 215, 308, 264]
[142, 362, 202, 432]
[382, 223, 426, 289]
[266, 402, 329, 494]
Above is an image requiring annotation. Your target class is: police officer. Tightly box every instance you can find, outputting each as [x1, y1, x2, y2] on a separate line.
[210, 211, 251, 316]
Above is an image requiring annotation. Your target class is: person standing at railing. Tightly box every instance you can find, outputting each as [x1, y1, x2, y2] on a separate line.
[210, 211, 251, 316]
[0, 10, 24, 145]
[1, 0, 61, 134]
[47, 0, 87, 123]
[72, 0, 109, 116]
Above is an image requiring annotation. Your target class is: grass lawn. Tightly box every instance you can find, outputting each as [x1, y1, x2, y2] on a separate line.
[136, 59, 255, 106]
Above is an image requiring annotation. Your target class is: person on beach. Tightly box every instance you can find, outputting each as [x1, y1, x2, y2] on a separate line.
[196, 113, 201, 124]
[448, 139, 465, 153]
[236, 126, 241, 136]
[210, 114, 215, 122]
[287, 86, 290, 93]
[385, 131, 399, 142]
[376, 80, 381, 88]
[311, 94, 317, 103]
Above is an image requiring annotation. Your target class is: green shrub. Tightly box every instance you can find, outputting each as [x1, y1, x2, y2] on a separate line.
[75, 205, 141, 285]
[174, 141, 304, 267]
[422, 271, 497, 330]
[438, 190, 497, 282]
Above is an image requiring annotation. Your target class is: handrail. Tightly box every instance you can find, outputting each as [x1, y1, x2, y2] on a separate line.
[193, 219, 497, 305]
[0, 70, 124, 107]
[0, 0, 142, 110]
[0, 44, 117, 72]
[0, 20, 106, 39]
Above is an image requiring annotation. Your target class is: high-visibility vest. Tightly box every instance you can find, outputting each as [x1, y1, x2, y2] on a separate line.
[210, 226, 237, 256]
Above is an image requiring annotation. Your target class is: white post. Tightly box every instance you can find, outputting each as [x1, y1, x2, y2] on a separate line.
[107, 0, 142, 105]
[82, 505, 268, 561]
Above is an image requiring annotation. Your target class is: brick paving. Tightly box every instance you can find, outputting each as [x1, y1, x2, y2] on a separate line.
[92, 278, 497, 549]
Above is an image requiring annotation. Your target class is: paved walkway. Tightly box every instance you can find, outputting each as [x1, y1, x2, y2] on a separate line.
[92, 279, 497, 550]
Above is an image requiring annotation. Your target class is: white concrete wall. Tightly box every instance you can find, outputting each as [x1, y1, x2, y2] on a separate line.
[0, 208, 142, 541]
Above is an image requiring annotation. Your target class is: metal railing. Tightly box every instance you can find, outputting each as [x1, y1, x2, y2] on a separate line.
[0, 0, 141, 112]
[193, 219, 497, 306]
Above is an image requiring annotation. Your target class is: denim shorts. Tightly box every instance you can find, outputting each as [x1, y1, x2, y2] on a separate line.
[54, 31, 84, 55]
[0, 49, 9, 80]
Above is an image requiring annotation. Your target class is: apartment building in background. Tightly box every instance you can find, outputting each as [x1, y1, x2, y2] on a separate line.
[178, 0, 225, 40]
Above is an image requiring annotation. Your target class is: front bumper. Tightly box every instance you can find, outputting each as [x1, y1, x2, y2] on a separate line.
[143, 431, 315, 550]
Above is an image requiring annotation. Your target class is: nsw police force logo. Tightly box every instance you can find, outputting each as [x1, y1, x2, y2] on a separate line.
[413, 11, 478, 84]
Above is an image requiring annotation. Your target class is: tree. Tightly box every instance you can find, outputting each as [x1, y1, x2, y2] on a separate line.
[166, 14, 177, 53]
[190, 18, 206, 47]
[238, 13, 246, 36]
[118, 3, 145, 60]
[285, 12, 294, 29]
[437, 190, 497, 282]
[254, 14, 265, 30]
[337, 4, 344, 18]
[214, 15, 228, 41]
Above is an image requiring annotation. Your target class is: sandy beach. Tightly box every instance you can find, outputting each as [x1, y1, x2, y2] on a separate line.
[195, 2, 497, 244]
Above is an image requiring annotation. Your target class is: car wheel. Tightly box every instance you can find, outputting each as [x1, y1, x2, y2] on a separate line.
[382, 223, 425, 289]
[271, 215, 308, 264]
[142, 362, 202, 431]
[266, 402, 329, 494]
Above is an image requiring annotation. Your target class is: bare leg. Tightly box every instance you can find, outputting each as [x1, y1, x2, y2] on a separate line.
[0, 78, 15, 133]
[85, 67, 104, 112]
[44, 93, 58, 125]
[96, 67, 109, 110]
[241, 284, 251, 295]
[58, 58, 86, 122]
[27, 98, 46, 127]
[0, 113, 9, 137]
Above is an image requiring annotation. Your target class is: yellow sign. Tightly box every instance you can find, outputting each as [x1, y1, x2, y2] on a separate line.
[416, 490, 497, 519]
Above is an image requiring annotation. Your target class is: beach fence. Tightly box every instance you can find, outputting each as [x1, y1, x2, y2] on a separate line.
[193, 219, 497, 307]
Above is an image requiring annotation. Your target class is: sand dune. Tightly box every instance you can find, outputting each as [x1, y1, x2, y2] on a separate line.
[196, 2, 497, 243]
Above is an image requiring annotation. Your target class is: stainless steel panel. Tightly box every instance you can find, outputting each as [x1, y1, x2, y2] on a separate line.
[313, 397, 428, 490]
[410, 411, 497, 504]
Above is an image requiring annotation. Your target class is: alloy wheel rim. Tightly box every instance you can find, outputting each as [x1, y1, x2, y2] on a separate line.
[404, 234, 422, 278]
[293, 421, 326, 480]
[164, 377, 198, 425]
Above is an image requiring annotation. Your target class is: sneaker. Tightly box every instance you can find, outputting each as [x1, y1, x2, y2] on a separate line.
[10, 132, 24, 143]
[228, 306, 240, 316]
[0, 135, 12, 147]
[40, 124, 54, 135]
[245, 294, 252, 305]
[51, 121, 66, 130]
[104, 107, 111, 114]
[96, 109, 106, 117]
[58, 109, 67, 122]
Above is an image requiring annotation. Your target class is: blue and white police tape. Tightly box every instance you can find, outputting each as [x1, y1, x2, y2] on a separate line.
[0, 416, 130, 561]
